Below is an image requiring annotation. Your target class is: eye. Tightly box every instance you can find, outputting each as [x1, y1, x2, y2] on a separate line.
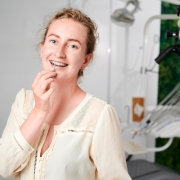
[50, 40, 57, 44]
[68, 45, 77, 49]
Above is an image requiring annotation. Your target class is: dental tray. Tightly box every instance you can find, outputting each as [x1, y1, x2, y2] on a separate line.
[123, 141, 149, 155]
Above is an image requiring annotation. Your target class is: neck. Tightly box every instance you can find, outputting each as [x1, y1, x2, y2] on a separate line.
[49, 78, 83, 103]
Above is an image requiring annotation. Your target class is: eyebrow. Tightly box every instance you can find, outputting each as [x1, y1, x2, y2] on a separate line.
[48, 34, 81, 45]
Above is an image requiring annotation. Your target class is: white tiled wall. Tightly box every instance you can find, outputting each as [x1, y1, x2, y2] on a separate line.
[0, 0, 160, 179]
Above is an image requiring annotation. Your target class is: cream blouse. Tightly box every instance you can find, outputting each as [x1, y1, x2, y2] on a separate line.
[0, 89, 131, 180]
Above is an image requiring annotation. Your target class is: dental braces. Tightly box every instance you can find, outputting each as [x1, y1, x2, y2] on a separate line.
[50, 62, 56, 70]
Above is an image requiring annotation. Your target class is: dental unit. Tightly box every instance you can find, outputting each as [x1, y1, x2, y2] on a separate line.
[110, 1, 180, 179]
[122, 2, 180, 156]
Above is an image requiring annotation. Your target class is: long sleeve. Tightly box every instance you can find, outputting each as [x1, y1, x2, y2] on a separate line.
[91, 105, 132, 180]
[0, 89, 34, 178]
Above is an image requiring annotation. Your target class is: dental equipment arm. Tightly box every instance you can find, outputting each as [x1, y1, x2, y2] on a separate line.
[155, 44, 180, 64]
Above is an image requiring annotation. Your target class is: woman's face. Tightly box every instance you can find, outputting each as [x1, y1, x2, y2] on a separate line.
[40, 18, 92, 81]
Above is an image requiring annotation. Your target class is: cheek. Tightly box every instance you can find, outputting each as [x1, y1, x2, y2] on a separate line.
[41, 46, 55, 63]
[70, 54, 85, 67]
[41, 48, 52, 69]
[66, 49, 79, 59]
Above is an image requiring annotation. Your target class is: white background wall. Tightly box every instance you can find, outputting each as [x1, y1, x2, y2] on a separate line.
[0, 0, 160, 179]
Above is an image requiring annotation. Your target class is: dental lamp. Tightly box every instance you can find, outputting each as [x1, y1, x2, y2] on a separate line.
[111, 0, 140, 26]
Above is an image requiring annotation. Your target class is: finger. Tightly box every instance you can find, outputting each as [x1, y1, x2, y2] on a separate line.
[32, 70, 56, 89]
[39, 78, 54, 94]
[37, 72, 56, 90]
[40, 71, 57, 82]
[33, 72, 56, 97]
[32, 70, 50, 89]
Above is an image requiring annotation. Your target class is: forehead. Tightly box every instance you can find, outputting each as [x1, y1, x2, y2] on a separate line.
[47, 18, 87, 42]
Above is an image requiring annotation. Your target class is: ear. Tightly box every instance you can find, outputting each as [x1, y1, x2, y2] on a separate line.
[40, 43, 44, 59]
[81, 53, 93, 69]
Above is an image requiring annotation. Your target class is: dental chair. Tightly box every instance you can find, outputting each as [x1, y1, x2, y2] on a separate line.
[127, 159, 180, 180]
[124, 135, 180, 180]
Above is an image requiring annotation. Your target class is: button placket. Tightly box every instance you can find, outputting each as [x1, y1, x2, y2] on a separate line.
[38, 157, 42, 172]
[34, 129, 46, 180]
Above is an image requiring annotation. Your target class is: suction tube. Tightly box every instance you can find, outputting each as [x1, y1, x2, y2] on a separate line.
[155, 44, 180, 64]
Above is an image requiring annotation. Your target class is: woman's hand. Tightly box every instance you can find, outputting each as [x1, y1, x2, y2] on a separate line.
[32, 70, 57, 114]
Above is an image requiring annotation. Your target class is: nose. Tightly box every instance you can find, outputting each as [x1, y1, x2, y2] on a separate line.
[54, 44, 66, 58]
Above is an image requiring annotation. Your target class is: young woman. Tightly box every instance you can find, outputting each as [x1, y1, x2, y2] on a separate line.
[0, 8, 131, 180]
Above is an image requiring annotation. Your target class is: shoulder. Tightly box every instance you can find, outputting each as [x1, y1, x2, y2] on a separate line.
[88, 96, 121, 133]
[90, 98, 121, 133]
[89, 94, 107, 108]
[89, 94, 116, 114]
[87, 94, 118, 123]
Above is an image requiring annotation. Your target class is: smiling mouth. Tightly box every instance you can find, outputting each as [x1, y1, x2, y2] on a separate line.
[50, 60, 68, 67]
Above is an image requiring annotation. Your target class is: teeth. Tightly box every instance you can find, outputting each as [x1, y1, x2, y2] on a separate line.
[50, 61, 68, 67]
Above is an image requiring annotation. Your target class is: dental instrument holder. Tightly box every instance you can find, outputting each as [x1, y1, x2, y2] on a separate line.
[155, 44, 180, 64]
[123, 80, 180, 155]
